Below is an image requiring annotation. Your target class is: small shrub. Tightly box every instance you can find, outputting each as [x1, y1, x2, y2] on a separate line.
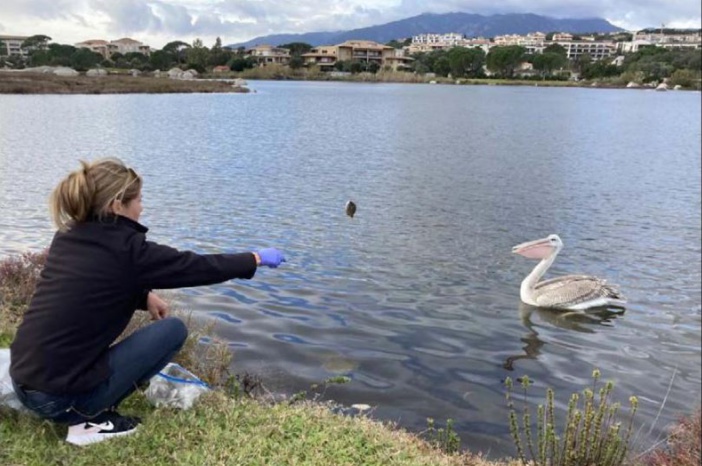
[0, 250, 47, 327]
[505, 370, 638, 466]
[640, 408, 701, 466]
[424, 418, 461, 454]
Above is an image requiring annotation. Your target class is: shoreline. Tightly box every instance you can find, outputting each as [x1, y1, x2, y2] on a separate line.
[0, 71, 250, 94]
[1, 69, 697, 94]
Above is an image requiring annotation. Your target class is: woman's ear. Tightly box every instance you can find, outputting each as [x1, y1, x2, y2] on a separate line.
[110, 199, 123, 215]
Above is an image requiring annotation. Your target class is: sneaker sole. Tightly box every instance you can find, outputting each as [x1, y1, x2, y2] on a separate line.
[66, 426, 137, 446]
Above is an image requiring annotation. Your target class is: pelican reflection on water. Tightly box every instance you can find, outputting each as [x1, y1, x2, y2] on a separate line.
[512, 234, 626, 312]
[502, 302, 625, 371]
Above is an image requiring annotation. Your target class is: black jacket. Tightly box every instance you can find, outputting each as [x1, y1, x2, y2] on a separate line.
[10, 215, 257, 395]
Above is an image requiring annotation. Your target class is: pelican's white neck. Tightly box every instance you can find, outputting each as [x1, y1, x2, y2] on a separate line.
[520, 246, 560, 304]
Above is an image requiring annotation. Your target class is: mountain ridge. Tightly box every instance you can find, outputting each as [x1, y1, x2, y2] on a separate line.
[228, 12, 623, 48]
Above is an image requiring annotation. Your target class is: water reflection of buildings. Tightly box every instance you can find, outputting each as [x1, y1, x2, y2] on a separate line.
[502, 302, 624, 371]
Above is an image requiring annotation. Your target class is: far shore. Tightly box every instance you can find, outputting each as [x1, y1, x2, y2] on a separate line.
[0, 71, 249, 94]
[1, 68, 697, 95]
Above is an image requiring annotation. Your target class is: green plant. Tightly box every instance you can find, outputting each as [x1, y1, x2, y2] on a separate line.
[425, 418, 461, 454]
[505, 369, 638, 466]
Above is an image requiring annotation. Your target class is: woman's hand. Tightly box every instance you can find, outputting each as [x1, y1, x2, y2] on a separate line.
[147, 292, 170, 320]
[255, 248, 286, 268]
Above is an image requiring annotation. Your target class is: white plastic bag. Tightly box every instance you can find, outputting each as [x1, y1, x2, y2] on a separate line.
[145, 362, 209, 410]
[0, 349, 28, 411]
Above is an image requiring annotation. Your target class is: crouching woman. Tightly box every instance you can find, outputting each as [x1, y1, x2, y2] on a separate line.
[10, 158, 285, 446]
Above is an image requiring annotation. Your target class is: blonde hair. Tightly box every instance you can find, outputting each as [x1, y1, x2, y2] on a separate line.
[50, 158, 142, 231]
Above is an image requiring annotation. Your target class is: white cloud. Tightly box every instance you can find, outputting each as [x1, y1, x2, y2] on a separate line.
[1, 0, 699, 48]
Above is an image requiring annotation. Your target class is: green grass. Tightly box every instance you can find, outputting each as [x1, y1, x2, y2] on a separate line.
[2, 391, 508, 466]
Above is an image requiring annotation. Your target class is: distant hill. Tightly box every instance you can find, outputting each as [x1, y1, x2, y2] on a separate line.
[228, 12, 623, 48]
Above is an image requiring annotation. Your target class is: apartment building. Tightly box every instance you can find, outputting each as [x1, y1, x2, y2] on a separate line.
[412, 33, 465, 46]
[74, 39, 111, 58]
[0, 35, 29, 56]
[556, 40, 617, 60]
[245, 45, 291, 66]
[75, 38, 151, 58]
[303, 40, 412, 71]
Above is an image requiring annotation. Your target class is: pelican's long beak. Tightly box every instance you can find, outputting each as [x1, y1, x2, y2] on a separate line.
[512, 237, 554, 259]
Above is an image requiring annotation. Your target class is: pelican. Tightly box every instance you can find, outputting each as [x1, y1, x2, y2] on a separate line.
[512, 234, 626, 311]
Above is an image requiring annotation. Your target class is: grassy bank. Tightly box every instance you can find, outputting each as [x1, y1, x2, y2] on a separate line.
[3, 67, 694, 95]
[1, 251, 700, 465]
[0, 71, 249, 94]
[206, 65, 701, 90]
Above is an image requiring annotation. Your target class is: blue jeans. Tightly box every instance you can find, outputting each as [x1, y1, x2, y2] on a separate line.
[12, 317, 188, 425]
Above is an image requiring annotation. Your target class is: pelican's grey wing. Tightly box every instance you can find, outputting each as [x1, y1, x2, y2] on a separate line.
[533, 275, 625, 309]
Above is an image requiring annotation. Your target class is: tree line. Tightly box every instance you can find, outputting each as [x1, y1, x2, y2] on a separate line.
[410, 43, 701, 84]
[2, 34, 700, 86]
[0, 35, 312, 73]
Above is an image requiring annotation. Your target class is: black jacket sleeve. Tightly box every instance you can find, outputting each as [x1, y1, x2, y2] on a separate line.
[131, 234, 258, 290]
[137, 289, 150, 310]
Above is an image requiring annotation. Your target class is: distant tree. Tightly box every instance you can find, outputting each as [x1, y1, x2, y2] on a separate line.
[386, 39, 411, 49]
[208, 37, 231, 67]
[162, 40, 191, 64]
[368, 61, 381, 73]
[582, 61, 622, 80]
[573, 53, 592, 74]
[543, 43, 567, 59]
[289, 55, 304, 69]
[410, 49, 449, 75]
[277, 42, 312, 56]
[532, 52, 567, 77]
[185, 38, 209, 71]
[447, 47, 486, 78]
[349, 61, 364, 73]
[47, 43, 78, 65]
[227, 57, 254, 72]
[21, 35, 51, 51]
[486, 45, 527, 78]
[434, 56, 451, 76]
[70, 48, 103, 71]
[149, 50, 175, 70]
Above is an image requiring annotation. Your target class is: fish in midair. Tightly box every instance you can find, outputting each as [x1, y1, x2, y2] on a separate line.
[345, 200, 357, 218]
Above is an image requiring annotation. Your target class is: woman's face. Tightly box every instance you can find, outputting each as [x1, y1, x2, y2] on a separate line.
[115, 192, 143, 222]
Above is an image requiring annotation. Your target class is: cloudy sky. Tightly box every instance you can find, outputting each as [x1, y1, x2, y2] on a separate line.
[2, 0, 701, 48]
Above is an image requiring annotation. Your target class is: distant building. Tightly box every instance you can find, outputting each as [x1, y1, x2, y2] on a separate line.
[302, 40, 412, 72]
[245, 45, 291, 66]
[412, 33, 465, 46]
[74, 39, 111, 58]
[0, 35, 30, 56]
[75, 37, 151, 58]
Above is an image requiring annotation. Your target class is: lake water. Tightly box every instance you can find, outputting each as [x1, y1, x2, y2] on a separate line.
[0, 81, 700, 458]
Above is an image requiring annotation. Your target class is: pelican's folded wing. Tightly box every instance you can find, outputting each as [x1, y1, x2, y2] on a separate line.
[533, 275, 618, 309]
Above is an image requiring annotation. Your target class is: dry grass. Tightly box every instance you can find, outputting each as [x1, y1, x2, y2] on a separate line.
[638, 408, 701, 466]
[0, 250, 47, 335]
[0, 71, 249, 94]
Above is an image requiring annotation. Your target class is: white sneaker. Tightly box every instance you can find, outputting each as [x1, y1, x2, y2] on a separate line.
[66, 411, 138, 446]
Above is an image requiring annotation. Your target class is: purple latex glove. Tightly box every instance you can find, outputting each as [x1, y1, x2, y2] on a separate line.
[256, 248, 286, 268]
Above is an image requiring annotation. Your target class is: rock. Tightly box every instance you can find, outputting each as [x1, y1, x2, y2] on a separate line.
[655, 83, 668, 91]
[167, 67, 183, 79]
[233, 78, 247, 87]
[673, 84, 682, 90]
[53, 67, 79, 76]
[626, 81, 640, 88]
[129, 69, 141, 77]
[86, 68, 107, 77]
